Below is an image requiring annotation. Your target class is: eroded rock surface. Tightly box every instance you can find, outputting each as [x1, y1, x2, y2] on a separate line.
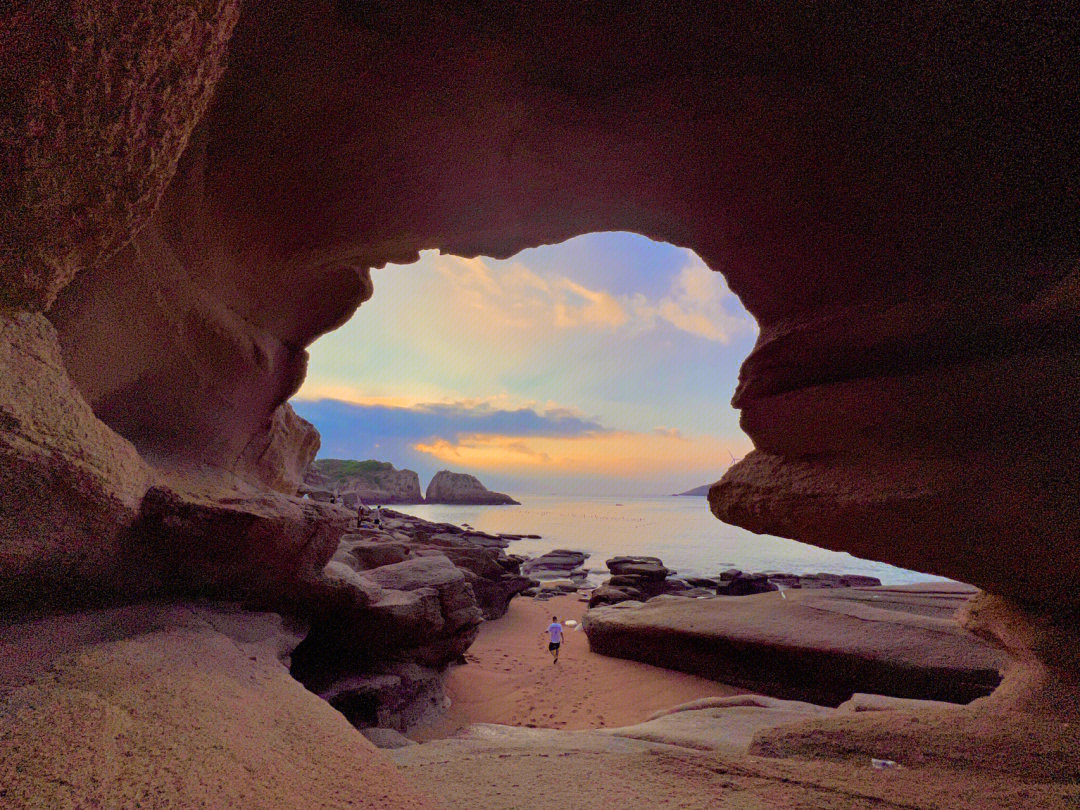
[0, 603, 436, 810]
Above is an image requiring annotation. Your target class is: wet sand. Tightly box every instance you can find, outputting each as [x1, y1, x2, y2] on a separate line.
[414, 593, 744, 739]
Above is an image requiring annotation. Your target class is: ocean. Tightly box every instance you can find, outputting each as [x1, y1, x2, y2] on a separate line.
[393, 495, 953, 586]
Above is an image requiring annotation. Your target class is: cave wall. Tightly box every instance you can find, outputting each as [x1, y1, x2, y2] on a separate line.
[2, 3, 1078, 616]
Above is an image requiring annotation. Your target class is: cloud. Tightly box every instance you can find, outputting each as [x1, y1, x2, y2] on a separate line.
[631, 257, 756, 343]
[423, 252, 753, 343]
[291, 395, 751, 493]
[291, 397, 608, 471]
[412, 429, 752, 479]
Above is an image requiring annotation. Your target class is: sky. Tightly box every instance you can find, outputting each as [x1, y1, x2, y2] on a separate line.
[291, 232, 759, 496]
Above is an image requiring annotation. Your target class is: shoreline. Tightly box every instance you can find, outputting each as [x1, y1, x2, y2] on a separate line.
[412, 592, 746, 741]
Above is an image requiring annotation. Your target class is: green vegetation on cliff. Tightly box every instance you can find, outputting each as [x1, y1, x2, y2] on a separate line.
[311, 459, 394, 484]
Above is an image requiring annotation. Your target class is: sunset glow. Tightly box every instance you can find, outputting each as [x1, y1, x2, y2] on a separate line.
[293, 232, 758, 495]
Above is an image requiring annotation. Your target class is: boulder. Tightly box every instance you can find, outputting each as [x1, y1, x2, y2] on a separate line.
[716, 573, 780, 597]
[237, 403, 321, 495]
[0, 312, 149, 610]
[840, 575, 883, 588]
[521, 550, 589, 579]
[588, 585, 633, 609]
[663, 579, 691, 593]
[425, 470, 519, 505]
[129, 486, 353, 602]
[766, 573, 802, 589]
[290, 554, 484, 692]
[685, 577, 719, 589]
[606, 556, 671, 579]
[682, 588, 716, 599]
[333, 537, 412, 570]
[799, 573, 846, 590]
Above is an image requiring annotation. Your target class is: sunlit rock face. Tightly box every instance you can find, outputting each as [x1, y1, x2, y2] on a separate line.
[3, 5, 1078, 620]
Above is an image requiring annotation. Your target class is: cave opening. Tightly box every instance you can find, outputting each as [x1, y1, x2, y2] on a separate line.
[290, 231, 952, 589]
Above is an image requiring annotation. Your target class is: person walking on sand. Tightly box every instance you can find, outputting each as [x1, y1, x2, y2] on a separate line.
[543, 616, 564, 663]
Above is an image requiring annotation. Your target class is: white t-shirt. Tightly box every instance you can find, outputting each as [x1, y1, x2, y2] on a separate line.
[547, 622, 563, 644]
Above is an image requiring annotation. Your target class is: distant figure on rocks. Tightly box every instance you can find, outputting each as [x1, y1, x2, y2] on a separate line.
[544, 616, 564, 663]
[374, 506, 382, 529]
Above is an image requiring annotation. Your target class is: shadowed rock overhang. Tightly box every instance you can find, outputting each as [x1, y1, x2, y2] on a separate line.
[1, 2, 1078, 617]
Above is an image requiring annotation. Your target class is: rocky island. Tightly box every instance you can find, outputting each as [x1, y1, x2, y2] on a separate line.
[425, 470, 520, 505]
[305, 459, 424, 505]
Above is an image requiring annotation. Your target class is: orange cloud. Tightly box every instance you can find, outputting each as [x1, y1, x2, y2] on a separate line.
[413, 430, 751, 479]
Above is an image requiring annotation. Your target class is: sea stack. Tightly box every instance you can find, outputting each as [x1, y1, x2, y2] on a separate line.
[425, 471, 519, 505]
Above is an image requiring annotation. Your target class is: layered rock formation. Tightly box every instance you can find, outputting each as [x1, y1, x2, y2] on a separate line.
[287, 508, 534, 731]
[583, 584, 1007, 706]
[425, 471, 519, 505]
[306, 459, 424, 505]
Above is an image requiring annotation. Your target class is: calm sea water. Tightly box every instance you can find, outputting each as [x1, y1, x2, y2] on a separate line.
[394, 495, 952, 586]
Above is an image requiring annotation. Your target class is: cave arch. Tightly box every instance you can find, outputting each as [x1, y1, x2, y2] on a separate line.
[3, 0, 1078, 639]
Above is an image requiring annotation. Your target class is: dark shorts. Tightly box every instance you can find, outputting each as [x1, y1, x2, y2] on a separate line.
[548, 642, 561, 651]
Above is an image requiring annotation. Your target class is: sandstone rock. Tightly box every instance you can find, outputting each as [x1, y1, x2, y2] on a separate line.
[2, 0, 1070, 627]
[237, 403, 321, 494]
[129, 485, 353, 602]
[765, 573, 802, 589]
[0, 603, 435, 809]
[684, 577, 719, 589]
[588, 585, 633, 609]
[322, 663, 445, 732]
[682, 588, 716, 599]
[0, 0, 241, 311]
[0, 312, 149, 610]
[608, 695, 835, 755]
[716, 573, 779, 597]
[361, 728, 417, 749]
[308, 459, 424, 504]
[425, 470, 518, 505]
[840, 575, 883, 588]
[291, 554, 484, 694]
[334, 537, 412, 570]
[584, 584, 1008, 705]
[0, 4, 1077, 778]
[521, 550, 589, 579]
[606, 557, 671, 579]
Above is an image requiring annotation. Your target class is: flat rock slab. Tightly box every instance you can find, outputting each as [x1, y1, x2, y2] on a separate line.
[607, 695, 835, 755]
[583, 584, 1008, 705]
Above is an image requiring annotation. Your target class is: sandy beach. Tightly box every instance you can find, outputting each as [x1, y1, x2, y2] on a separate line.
[415, 593, 744, 739]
